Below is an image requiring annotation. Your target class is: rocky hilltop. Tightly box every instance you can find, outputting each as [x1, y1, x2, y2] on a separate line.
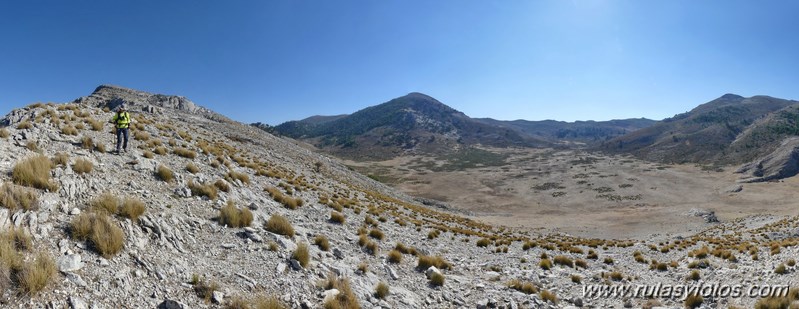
[0, 87, 797, 309]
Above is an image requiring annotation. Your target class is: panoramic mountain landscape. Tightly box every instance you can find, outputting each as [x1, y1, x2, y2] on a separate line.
[0, 86, 798, 309]
[3, 1, 799, 309]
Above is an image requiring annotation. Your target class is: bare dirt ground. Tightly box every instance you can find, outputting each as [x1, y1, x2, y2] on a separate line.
[344, 147, 799, 240]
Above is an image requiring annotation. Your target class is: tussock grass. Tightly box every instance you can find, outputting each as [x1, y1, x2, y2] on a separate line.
[87, 119, 103, 131]
[539, 258, 552, 270]
[70, 212, 125, 258]
[91, 192, 119, 214]
[214, 179, 230, 192]
[374, 281, 389, 299]
[416, 255, 451, 271]
[173, 147, 197, 159]
[61, 126, 78, 135]
[80, 136, 93, 149]
[73, 158, 93, 174]
[688, 270, 700, 281]
[540, 290, 558, 304]
[476, 238, 491, 247]
[775, 263, 787, 274]
[0, 183, 39, 211]
[191, 275, 220, 302]
[133, 131, 149, 141]
[226, 171, 250, 185]
[265, 214, 294, 237]
[368, 229, 384, 240]
[25, 141, 39, 152]
[508, 279, 538, 294]
[314, 235, 330, 251]
[265, 187, 303, 209]
[119, 197, 146, 222]
[154, 146, 167, 155]
[553, 255, 574, 268]
[96, 143, 107, 153]
[18, 251, 56, 295]
[186, 163, 199, 174]
[323, 277, 359, 309]
[329, 211, 345, 224]
[219, 201, 253, 228]
[16, 121, 32, 129]
[387, 250, 402, 263]
[189, 181, 218, 200]
[292, 243, 310, 268]
[429, 271, 445, 286]
[0, 128, 9, 138]
[142, 150, 154, 158]
[684, 293, 703, 308]
[12, 155, 57, 191]
[156, 165, 174, 182]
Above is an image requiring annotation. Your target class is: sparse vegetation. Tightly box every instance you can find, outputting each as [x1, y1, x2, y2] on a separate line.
[314, 235, 330, 251]
[173, 147, 197, 159]
[0, 183, 39, 211]
[429, 271, 445, 286]
[329, 211, 345, 224]
[186, 163, 199, 174]
[73, 158, 93, 174]
[70, 212, 125, 258]
[265, 214, 294, 237]
[156, 165, 174, 182]
[416, 255, 451, 271]
[292, 243, 310, 268]
[387, 250, 402, 263]
[540, 290, 558, 304]
[18, 251, 56, 295]
[684, 293, 703, 309]
[507, 279, 538, 294]
[189, 181, 218, 200]
[374, 281, 389, 299]
[12, 155, 57, 191]
[119, 197, 146, 222]
[219, 201, 253, 228]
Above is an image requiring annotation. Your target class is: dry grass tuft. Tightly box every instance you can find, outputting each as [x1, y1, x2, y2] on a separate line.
[173, 147, 197, 159]
[323, 277, 360, 309]
[61, 126, 78, 135]
[80, 136, 94, 149]
[387, 250, 402, 263]
[51, 152, 69, 167]
[142, 150, 154, 158]
[416, 255, 452, 271]
[192, 275, 220, 302]
[91, 192, 119, 214]
[12, 155, 57, 191]
[73, 158, 93, 174]
[154, 146, 167, 155]
[0, 128, 9, 138]
[189, 181, 218, 200]
[540, 290, 558, 304]
[265, 214, 294, 237]
[226, 170, 250, 184]
[133, 131, 150, 141]
[429, 271, 445, 286]
[314, 235, 330, 251]
[374, 281, 389, 299]
[186, 163, 199, 174]
[329, 211, 345, 224]
[0, 183, 39, 211]
[87, 119, 103, 131]
[508, 279, 538, 294]
[684, 293, 703, 308]
[265, 187, 303, 209]
[292, 243, 310, 268]
[16, 121, 32, 130]
[156, 165, 174, 183]
[219, 201, 253, 228]
[119, 197, 146, 222]
[18, 251, 56, 295]
[214, 179, 230, 192]
[70, 212, 125, 258]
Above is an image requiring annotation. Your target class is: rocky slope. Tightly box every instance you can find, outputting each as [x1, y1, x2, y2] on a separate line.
[0, 87, 797, 309]
[600, 94, 799, 165]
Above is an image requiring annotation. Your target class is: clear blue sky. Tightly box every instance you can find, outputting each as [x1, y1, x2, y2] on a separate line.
[1, 1, 797, 125]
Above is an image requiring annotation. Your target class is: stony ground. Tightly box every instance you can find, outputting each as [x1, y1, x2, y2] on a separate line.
[0, 87, 797, 309]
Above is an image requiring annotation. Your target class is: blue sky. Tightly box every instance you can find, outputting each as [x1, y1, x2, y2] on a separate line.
[1, 1, 797, 125]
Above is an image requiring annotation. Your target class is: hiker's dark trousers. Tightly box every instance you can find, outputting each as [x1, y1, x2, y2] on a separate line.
[116, 128, 129, 152]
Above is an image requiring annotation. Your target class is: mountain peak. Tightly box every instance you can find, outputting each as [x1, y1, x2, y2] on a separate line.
[74, 85, 231, 122]
[719, 93, 744, 100]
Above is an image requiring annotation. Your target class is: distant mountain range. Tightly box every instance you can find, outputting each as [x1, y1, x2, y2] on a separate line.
[600, 94, 799, 165]
[270, 93, 654, 159]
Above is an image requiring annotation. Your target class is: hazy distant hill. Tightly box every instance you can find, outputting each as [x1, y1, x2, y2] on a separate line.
[475, 118, 656, 144]
[601, 94, 799, 164]
[274, 93, 546, 159]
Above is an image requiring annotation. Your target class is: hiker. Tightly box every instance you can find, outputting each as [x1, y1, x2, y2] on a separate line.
[110, 104, 132, 154]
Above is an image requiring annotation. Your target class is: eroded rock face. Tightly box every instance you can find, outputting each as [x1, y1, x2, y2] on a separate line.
[736, 137, 799, 183]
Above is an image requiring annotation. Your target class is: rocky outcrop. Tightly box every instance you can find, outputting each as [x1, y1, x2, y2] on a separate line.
[736, 137, 799, 182]
[73, 85, 232, 122]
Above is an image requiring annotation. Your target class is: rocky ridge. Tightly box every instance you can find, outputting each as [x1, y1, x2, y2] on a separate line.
[0, 87, 797, 308]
